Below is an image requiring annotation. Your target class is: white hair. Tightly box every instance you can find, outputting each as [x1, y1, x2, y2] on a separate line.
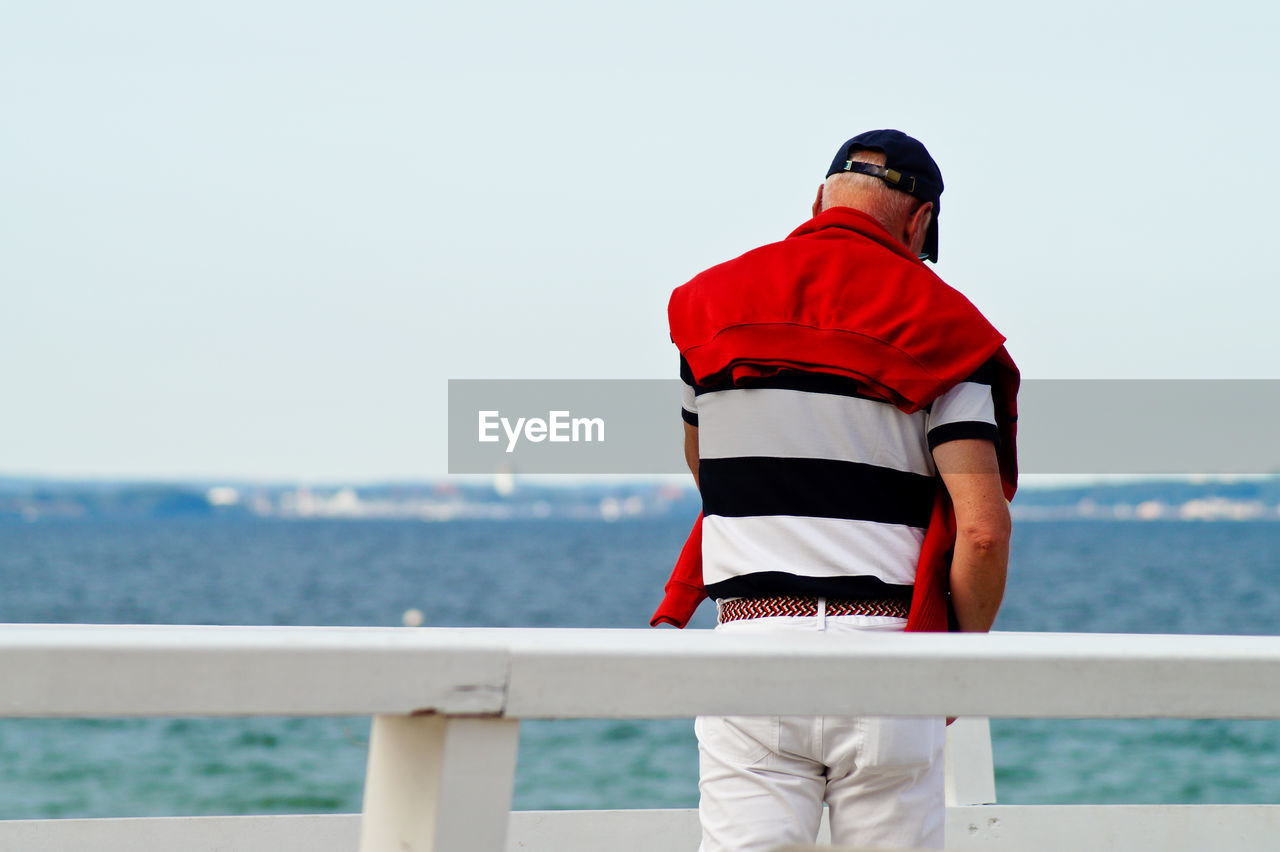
[821, 149, 919, 233]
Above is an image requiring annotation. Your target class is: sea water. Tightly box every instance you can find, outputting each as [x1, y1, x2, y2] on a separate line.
[0, 516, 1278, 818]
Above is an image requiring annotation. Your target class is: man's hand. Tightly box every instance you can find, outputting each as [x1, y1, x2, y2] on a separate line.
[933, 439, 1010, 633]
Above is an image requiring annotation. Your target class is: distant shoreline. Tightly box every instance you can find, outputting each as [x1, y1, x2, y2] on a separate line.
[3, 475, 1280, 523]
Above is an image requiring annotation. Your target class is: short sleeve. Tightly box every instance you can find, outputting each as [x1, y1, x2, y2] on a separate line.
[679, 356, 698, 426]
[926, 363, 998, 450]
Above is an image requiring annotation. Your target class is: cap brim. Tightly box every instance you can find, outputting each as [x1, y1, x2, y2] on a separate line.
[923, 218, 939, 263]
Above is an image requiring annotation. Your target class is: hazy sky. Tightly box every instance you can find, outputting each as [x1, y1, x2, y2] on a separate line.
[4, 1, 1278, 481]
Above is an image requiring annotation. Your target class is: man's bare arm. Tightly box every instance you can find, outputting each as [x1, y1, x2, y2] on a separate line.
[933, 438, 1010, 632]
[684, 422, 700, 491]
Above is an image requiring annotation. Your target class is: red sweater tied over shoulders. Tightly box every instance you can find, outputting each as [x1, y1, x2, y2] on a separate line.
[652, 207, 1019, 633]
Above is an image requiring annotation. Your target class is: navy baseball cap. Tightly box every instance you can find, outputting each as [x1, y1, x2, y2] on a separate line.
[826, 129, 944, 262]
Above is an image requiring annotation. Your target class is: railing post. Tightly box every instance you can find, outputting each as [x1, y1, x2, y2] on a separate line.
[358, 714, 520, 852]
[944, 717, 997, 806]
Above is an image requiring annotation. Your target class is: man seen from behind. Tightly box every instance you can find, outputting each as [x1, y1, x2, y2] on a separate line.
[652, 129, 1019, 851]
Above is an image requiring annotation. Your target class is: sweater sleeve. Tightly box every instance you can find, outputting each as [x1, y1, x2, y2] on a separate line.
[650, 513, 707, 628]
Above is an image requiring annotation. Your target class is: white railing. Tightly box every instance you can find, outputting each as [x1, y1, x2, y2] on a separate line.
[2, 625, 1280, 851]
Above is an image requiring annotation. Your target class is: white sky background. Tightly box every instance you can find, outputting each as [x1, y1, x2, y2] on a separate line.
[3, 0, 1278, 482]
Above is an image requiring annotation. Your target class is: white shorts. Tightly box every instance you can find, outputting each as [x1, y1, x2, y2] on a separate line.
[695, 612, 945, 852]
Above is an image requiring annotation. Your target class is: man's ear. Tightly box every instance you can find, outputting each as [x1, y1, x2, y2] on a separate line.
[812, 184, 824, 217]
[907, 201, 934, 255]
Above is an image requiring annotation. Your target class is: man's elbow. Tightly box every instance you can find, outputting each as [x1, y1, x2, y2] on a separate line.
[957, 508, 1011, 553]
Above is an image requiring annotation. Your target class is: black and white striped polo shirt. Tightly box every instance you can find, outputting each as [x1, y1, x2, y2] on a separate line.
[681, 359, 999, 602]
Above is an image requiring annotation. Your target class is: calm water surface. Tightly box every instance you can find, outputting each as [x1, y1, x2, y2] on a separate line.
[1, 517, 1277, 817]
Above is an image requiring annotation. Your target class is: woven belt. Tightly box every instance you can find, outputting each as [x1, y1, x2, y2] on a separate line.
[719, 595, 909, 623]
